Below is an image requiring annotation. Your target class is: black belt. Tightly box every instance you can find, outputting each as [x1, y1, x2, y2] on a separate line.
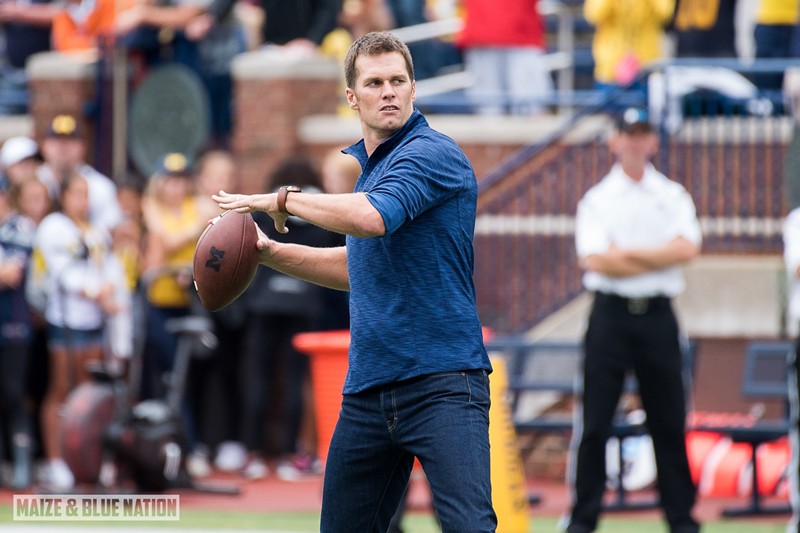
[594, 292, 670, 315]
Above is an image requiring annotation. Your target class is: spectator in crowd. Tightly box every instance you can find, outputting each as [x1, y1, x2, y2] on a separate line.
[15, 174, 51, 480]
[383, 0, 453, 80]
[566, 107, 701, 533]
[258, 0, 343, 56]
[783, 203, 800, 533]
[195, 148, 235, 221]
[0, 175, 37, 489]
[753, 0, 800, 92]
[0, 136, 42, 188]
[28, 172, 130, 490]
[317, 147, 358, 331]
[114, 176, 146, 289]
[458, 0, 553, 115]
[0, 0, 56, 62]
[139, 152, 208, 475]
[584, 0, 674, 102]
[51, 0, 123, 53]
[793, 14, 800, 57]
[239, 155, 333, 480]
[190, 148, 248, 474]
[338, 0, 394, 40]
[0, 0, 56, 114]
[115, 0, 245, 147]
[670, 0, 739, 59]
[669, 0, 753, 115]
[37, 114, 122, 234]
[16, 177, 52, 227]
[320, 145, 361, 195]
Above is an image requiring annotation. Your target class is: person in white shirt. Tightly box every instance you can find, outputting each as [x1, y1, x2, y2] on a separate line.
[37, 114, 122, 233]
[782, 207, 800, 533]
[566, 107, 702, 533]
[29, 172, 130, 490]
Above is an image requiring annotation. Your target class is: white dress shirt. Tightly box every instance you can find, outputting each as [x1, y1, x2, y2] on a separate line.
[575, 162, 702, 298]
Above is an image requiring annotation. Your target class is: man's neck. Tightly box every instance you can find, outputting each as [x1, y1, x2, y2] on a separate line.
[620, 161, 646, 182]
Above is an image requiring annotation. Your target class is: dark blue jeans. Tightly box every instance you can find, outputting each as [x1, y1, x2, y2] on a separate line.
[320, 369, 496, 533]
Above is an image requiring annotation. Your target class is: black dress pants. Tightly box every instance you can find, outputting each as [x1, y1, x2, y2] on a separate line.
[567, 293, 699, 533]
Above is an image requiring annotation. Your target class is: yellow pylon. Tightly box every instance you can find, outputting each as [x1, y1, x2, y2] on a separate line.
[489, 356, 531, 533]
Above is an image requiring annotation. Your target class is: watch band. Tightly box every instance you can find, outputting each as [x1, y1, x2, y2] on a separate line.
[277, 185, 302, 215]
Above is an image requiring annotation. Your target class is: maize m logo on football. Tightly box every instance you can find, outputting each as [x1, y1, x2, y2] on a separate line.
[205, 246, 225, 272]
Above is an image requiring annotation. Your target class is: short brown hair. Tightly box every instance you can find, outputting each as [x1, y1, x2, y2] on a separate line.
[344, 32, 415, 89]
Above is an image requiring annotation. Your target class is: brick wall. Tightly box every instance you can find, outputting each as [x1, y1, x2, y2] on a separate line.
[231, 50, 341, 194]
[26, 52, 97, 161]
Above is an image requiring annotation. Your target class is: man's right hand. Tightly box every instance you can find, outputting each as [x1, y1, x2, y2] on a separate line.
[255, 223, 278, 267]
[212, 190, 290, 235]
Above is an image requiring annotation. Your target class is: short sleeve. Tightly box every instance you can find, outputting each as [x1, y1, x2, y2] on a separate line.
[575, 194, 611, 258]
[366, 143, 467, 235]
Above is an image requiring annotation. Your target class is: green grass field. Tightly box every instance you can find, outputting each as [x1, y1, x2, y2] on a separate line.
[0, 505, 790, 532]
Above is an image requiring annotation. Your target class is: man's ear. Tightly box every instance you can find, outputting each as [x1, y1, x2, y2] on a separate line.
[607, 132, 620, 153]
[647, 134, 660, 157]
[346, 88, 358, 110]
[410, 80, 416, 103]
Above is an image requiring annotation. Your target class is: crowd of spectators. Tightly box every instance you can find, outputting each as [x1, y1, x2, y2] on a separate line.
[1, 0, 800, 120]
[0, 116, 360, 489]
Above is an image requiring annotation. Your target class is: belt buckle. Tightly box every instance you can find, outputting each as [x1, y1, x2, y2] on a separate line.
[627, 297, 648, 315]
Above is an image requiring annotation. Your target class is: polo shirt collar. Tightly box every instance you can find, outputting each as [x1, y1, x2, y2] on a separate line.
[343, 108, 425, 167]
[608, 162, 659, 191]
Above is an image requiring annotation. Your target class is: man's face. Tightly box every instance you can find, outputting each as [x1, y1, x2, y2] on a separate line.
[346, 51, 415, 143]
[6, 158, 39, 186]
[62, 177, 90, 221]
[610, 130, 658, 162]
[41, 136, 85, 174]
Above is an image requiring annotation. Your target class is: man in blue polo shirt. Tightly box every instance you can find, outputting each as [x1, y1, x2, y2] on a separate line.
[213, 31, 496, 533]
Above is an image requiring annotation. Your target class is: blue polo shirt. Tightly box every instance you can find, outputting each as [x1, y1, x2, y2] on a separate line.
[342, 109, 491, 394]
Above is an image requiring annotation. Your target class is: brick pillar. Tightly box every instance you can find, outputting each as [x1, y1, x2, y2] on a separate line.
[26, 52, 98, 163]
[231, 49, 341, 194]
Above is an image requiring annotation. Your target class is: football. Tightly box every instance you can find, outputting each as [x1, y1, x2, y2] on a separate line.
[193, 210, 259, 311]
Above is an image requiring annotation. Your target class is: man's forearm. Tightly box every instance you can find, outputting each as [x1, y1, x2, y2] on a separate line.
[261, 241, 349, 291]
[582, 237, 699, 278]
[622, 237, 699, 271]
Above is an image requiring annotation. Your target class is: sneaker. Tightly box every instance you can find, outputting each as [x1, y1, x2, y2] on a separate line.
[214, 441, 247, 472]
[186, 450, 211, 479]
[242, 457, 269, 480]
[276, 452, 323, 481]
[44, 459, 74, 490]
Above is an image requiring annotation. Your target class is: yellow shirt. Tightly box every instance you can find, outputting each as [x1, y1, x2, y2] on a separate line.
[756, 0, 800, 25]
[584, 0, 675, 84]
[147, 199, 201, 308]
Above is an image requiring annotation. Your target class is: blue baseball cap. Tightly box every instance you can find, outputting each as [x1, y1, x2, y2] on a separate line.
[47, 114, 81, 138]
[155, 152, 191, 177]
[616, 107, 654, 134]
